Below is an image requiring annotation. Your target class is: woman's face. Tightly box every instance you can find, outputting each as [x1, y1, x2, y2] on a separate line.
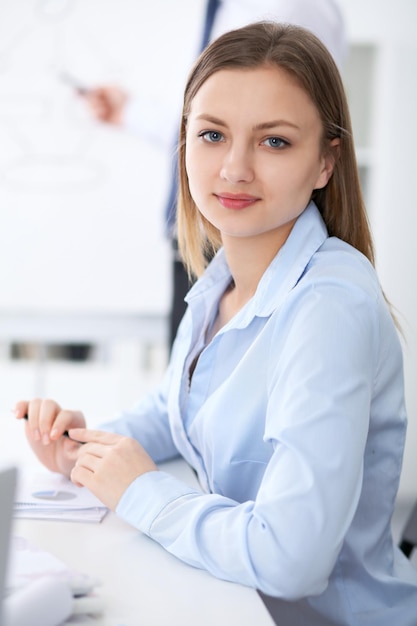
[185, 65, 335, 245]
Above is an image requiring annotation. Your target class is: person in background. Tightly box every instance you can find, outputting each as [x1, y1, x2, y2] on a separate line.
[16, 21, 417, 626]
[81, 0, 347, 348]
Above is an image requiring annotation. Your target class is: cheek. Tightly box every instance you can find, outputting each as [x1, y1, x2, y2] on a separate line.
[186, 145, 212, 197]
[185, 143, 199, 181]
[279, 158, 323, 196]
[185, 159, 200, 203]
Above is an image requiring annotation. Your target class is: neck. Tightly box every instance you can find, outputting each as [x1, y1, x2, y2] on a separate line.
[222, 225, 295, 302]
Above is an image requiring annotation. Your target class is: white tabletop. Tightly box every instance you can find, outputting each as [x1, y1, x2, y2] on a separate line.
[1, 417, 274, 626]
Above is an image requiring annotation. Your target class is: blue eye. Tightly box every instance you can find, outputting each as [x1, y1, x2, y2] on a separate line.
[200, 130, 224, 143]
[263, 137, 288, 149]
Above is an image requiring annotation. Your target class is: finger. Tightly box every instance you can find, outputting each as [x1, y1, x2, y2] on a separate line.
[27, 398, 43, 441]
[71, 461, 98, 491]
[37, 399, 62, 444]
[71, 463, 92, 488]
[75, 449, 102, 471]
[14, 401, 29, 420]
[68, 428, 120, 445]
[70, 462, 115, 510]
[76, 442, 106, 461]
[49, 410, 85, 441]
[71, 475, 85, 488]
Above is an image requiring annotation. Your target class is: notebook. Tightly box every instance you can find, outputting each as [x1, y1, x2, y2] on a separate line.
[0, 466, 18, 626]
[14, 467, 108, 523]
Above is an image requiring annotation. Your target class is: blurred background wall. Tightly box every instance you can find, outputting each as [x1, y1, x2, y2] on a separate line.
[0, 0, 416, 499]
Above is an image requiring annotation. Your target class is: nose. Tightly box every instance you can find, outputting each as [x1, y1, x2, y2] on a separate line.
[220, 143, 255, 184]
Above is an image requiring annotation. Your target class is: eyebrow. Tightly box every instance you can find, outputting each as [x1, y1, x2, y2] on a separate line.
[194, 114, 300, 132]
[254, 120, 300, 132]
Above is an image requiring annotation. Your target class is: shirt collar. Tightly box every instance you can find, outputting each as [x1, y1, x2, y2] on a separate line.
[186, 201, 329, 323]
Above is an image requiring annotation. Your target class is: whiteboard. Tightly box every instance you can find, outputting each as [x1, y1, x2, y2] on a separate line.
[0, 0, 204, 314]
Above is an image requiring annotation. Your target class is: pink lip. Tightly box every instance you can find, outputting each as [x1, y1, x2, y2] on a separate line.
[215, 193, 259, 210]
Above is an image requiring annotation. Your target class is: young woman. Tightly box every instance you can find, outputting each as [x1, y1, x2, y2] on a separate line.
[16, 23, 417, 625]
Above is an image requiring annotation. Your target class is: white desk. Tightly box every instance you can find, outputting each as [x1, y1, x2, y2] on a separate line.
[1, 417, 275, 626]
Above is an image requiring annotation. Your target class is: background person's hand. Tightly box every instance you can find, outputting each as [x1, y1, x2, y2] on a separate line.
[83, 85, 129, 125]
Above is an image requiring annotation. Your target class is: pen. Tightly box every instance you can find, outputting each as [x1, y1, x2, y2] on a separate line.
[59, 71, 90, 95]
[23, 414, 83, 443]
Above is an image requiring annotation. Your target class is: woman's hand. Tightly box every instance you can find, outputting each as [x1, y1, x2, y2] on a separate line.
[14, 399, 86, 477]
[70, 429, 158, 510]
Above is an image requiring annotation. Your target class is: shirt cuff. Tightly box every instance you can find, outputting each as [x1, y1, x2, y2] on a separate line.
[116, 470, 200, 535]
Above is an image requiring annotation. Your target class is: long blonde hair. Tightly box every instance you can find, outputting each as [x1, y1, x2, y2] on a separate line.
[177, 21, 374, 279]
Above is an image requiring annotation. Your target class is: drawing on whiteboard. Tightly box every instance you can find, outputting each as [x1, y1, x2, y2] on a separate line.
[0, 0, 123, 193]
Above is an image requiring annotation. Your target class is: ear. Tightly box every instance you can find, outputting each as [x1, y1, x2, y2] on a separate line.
[313, 138, 340, 190]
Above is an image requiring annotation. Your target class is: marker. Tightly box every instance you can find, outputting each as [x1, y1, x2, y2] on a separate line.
[59, 71, 90, 96]
[23, 414, 84, 443]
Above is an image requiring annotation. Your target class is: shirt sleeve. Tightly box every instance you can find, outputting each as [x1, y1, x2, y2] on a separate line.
[116, 274, 391, 599]
[100, 364, 179, 464]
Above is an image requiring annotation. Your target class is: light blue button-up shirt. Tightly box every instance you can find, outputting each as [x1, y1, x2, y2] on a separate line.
[105, 203, 417, 625]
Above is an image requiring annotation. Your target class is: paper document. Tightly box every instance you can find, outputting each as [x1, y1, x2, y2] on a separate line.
[14, 468, 108, 523]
